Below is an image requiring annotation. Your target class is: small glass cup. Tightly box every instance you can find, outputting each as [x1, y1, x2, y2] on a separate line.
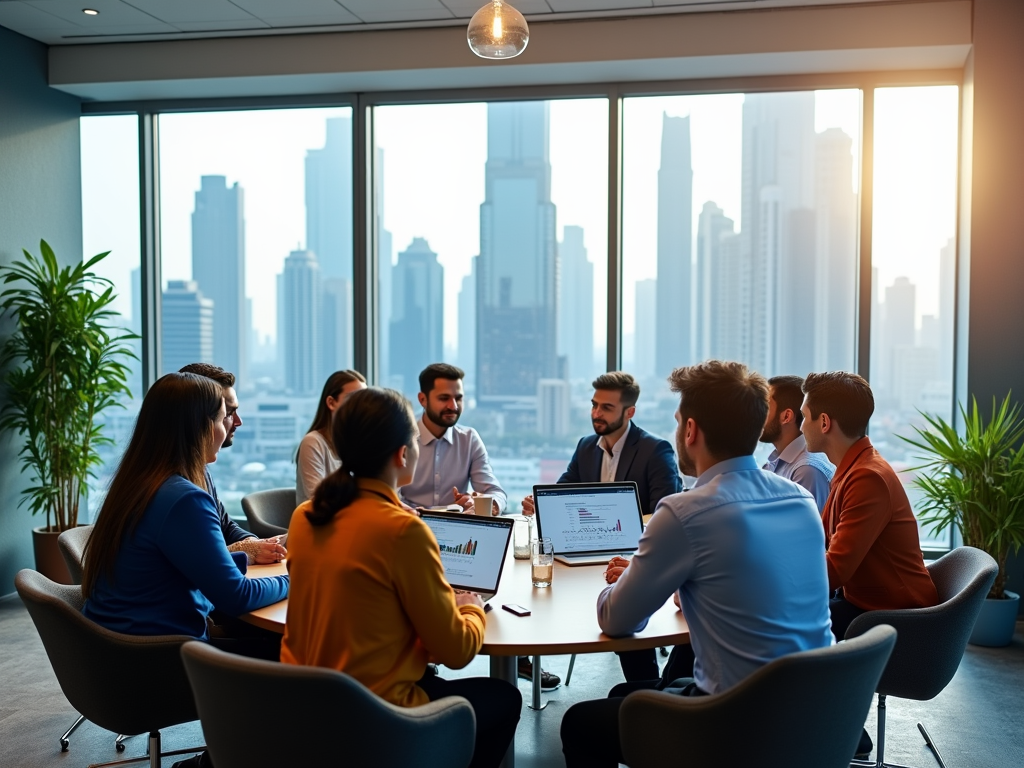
[531, 537, 554, 588]
[512, 516, 533, 559]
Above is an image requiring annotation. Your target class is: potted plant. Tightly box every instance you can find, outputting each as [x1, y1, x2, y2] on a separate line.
[0, 241, 135, 583]
[902, 393, 1024, 646]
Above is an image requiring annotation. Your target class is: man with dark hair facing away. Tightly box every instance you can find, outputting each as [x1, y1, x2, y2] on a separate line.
[560, 361, 833, 768]
[522, 370, 682, 683]
[760, 374, 835, 511]
[179, 363, 286, 565]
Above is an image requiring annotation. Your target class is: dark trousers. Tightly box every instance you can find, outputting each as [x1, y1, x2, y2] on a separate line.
[418, 669, 522, 768]
[617, 642, 696, 684]
[208, 613, 283, 662]
[829, 594, 868, 641]
[561, 677, 708, 768]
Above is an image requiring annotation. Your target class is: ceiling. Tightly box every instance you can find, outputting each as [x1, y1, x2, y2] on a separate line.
[0, 0, 910, 46]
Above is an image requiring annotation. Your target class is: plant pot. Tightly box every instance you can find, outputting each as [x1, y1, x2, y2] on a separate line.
[31, 526, 73, 585]
[968, 590, 1020, 647]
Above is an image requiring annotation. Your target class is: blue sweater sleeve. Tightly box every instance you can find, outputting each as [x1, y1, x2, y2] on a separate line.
[157, 488, 288, 616]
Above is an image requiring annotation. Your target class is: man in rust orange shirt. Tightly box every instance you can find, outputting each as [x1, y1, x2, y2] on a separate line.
[800, 371, 938, 642]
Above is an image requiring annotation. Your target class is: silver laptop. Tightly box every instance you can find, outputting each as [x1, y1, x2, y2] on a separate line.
[419, 511, 513, 601]
[533, 482, 645, 566]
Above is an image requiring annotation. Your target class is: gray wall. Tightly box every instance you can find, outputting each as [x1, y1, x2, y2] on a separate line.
[0, 25, 83, 597]
[962, 0, 1024, 609]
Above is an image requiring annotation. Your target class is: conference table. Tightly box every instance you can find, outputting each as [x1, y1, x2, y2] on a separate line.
[243, 552, 689, 768]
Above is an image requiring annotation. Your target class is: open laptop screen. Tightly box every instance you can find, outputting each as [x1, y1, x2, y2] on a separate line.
[533, 482, 645, 556]
[419, 512, 512, 596]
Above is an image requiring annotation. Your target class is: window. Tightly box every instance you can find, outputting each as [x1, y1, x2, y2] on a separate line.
[81, 114, 140, 521]
[621, 90, 862, 464]
[157, 107, 353, 518]
[869, 85, 959, 549]
[374, 99, 608, 510]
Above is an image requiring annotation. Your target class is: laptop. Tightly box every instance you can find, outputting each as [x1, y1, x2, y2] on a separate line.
[532, 482, 645, 566]
[419, 511, 513, 602]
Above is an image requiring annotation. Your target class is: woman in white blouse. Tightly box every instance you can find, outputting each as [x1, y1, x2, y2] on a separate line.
[295, 369, 367, 504]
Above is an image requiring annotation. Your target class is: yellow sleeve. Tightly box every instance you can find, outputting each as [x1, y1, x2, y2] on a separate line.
[392, 517, 486, 670]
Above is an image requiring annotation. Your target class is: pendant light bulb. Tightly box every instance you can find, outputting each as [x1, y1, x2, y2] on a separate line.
[468, 0, 529, 60]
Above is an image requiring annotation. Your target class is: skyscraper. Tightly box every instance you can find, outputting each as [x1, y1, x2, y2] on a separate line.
[280, 249, 321, 395]
[458, 257, 477, 393]
[656, 114, 693, 378]
[740, 92, 816, 376]
[305, 117, 353, 281]
[557, 225, 594, 381]
[536, 378, 570, 437]
[633, 279, 657, 380]
[477, 101, 558, 405]
[161, 280, 213, 375]
[192, 175, 246, 381]
[694, 201, 735, 361]
[321, 277, 352, 379]
[882, 276, 917, 397]
[813, 127, 858, 372]
[376, 146, 394, 385]
[390, 237, 444, 400]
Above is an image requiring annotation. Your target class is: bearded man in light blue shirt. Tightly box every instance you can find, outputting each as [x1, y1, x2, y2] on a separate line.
[560, 361, 834, 768]
[760, 374, 835, 511]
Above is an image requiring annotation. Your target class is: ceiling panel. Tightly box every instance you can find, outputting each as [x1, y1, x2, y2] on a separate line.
[229, 0, 361, 25]
[441, 0, 555, 17]
[0, 1, 80, 30]
[340, 0, 454, 23]
[172, 19, 272, 32]
[547, 0, 652, 11]
[31, 0, 167, 25]
[124, 0, 257, 24]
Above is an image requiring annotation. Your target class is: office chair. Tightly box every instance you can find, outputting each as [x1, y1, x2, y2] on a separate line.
[15, 569, 203, 768]
[847, 546, 998, 768]
[619, 625, 897, 768]
[181, 641, 476, 768]
[241, 487, 296, 538]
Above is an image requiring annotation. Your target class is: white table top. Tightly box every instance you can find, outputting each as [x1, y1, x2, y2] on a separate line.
[242, 552, 689, 656]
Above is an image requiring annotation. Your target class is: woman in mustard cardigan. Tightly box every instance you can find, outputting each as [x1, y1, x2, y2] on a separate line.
[282, 387, 520, 768]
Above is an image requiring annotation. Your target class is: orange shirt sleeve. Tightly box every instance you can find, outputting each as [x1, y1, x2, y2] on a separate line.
[392, 517, 486, 670]
[826, 468, 893, 591]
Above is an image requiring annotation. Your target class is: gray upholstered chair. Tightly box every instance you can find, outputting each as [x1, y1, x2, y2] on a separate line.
[847, 546, 998, 768]
[57, 525, 93, 586]
[619, 625, 897, 768]
[241, 487, 296, 539]
[181, 641, 476, 768]
[14, 569, 203, 768]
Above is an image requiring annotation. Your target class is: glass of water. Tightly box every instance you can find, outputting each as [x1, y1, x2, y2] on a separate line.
[531, 537, 554, 588]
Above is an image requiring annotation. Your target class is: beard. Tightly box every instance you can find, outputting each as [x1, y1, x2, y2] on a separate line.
[425, 403, 461, 430]
[676, 438, 697, 477]
[592, 410, 626, 436]
[760, 413, 782, 444]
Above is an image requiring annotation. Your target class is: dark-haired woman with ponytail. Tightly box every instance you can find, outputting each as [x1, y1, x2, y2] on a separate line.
[282, 387, 521, 768]
[295, 369, 366, 505]
[82, 373, 289, 655]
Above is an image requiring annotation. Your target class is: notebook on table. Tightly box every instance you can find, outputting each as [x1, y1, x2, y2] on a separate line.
[419, 511, 513, 602]
[532, 482, 645, 566]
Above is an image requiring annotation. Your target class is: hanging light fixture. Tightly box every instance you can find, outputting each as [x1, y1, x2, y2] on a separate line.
[467, 0, 529, 60]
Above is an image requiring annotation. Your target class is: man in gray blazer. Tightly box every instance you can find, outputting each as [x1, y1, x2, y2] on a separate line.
[523, 371, 682, 681]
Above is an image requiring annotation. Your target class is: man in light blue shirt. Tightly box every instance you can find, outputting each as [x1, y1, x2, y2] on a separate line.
[561, 361, 834, 768]
[398, 363, 507, 514]
[760, 374, 835, 510]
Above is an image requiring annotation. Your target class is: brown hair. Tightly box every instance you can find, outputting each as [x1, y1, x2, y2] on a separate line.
[418, 363, 464, 395]
[668, 360, 769, 459]
[308, 388, 418, 526]
[83, 373, 223, 597]
[801, 371, 874, 439]
[768, 375, 807, 427]
[304, 369, 367, 450]
[179, 362, 235, 389]
[592, 371, 641, 408]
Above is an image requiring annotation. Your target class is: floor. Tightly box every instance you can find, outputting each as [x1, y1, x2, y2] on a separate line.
[2, 594, 1022, 768]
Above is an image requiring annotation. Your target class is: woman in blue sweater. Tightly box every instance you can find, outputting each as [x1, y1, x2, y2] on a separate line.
[82, 372, 289, 650]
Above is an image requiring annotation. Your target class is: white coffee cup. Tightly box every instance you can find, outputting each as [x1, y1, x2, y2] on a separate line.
[472, 494, 496, 517]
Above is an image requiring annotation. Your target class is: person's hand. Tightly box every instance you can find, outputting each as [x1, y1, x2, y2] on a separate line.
[452, 486, 474, 512]
[604, 556, 631, 584]
[521, 494, 535, 516]
[673, 591, 681, 610]
[454, 590, 485, 609]
[250, 538, 287, 564]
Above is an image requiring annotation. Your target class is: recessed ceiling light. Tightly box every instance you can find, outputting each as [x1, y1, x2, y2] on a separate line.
[82, 8, 99, 15]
